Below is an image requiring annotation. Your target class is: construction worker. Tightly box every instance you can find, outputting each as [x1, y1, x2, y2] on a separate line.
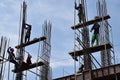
[25, 23, 32, 43]
[7, 47, 19, 69]
[72, 56, 78, 61]
[75, 2, 84, 23]
[90, 16, 100, 47]
[26, 53, 32, 65]
[0, 59, 3, 62]
[16, 53, 32, 69]
[78, 64, 84, 73]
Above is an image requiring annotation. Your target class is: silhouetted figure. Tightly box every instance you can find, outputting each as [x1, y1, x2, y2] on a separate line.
[7, 47, 19, 69]
[72, 56, 78, 61]
[26, 53, 32, 65]
[25, 24, 32, 43]
[0, 59, 3, 62]
[90, 16, 100, 47]
[78, 64, 84, 73]
[75, 2, 84, 23]
[18, 54, 32, 69]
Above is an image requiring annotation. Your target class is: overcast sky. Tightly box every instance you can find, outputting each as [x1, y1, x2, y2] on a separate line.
[0, 0, 120, 79]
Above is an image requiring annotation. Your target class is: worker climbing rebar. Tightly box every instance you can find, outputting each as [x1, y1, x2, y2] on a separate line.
[90, 16, 100, 47]
[7, 47, 19, 69]
[25, 23, 32, 43]
[74, 2, 84, 23]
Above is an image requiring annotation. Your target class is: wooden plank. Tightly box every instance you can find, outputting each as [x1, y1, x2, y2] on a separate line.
[15, 36, 46, 49]
[12, 61, 44, 73]
[71, 15, 110, 30]
[69, 43, 112, 57]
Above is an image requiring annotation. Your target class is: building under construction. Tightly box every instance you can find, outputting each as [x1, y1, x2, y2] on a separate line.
[54, 0, 120, 80]
[0, 1, 52, 80]
[0, 0, 119, 80]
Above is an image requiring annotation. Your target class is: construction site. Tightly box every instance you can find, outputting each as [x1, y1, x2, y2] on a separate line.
[0, 0, 120, 80]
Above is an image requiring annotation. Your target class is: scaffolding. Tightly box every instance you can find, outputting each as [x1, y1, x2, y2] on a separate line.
[53, 1, 116, 80]
[73, 0, 92, 74]
[13, 1, 52, 80]
[0, 36, 7, 80]
[0, 1, 53, 80]
[15, 1, 27, 80]
[97, 0, 115, 67]
[67, 0, 115, 80]
[39, 21, 52, 80]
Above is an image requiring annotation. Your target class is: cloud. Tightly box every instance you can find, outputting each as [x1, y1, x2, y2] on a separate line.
[50, 58, 74, 68]
[0, 0, 120, 79]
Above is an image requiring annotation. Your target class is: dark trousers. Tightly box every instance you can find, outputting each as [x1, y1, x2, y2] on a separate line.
[10, 60, 19, 69]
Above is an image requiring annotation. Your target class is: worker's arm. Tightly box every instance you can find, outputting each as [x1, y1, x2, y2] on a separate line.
[7, 47, 11, 54]
[24, 23, 31, 29]
[74, 2, 78, 9]
[90, 26, 94, 32]
[26, 24, 31, 27]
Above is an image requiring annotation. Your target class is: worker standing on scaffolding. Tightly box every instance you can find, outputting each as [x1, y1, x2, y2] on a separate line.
[19, 53, 32, 69]
[90, 16, 100, 47]
[7, 47, 19, 69]
[25, 23, 32, 43]
[75, 2, 84, 23]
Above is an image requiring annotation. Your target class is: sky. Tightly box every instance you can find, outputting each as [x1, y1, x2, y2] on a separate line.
[0, 0, 120, 80]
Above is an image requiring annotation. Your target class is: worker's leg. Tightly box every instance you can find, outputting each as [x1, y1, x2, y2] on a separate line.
[10, 60, 19, 69]
[25, 35, 27, 43]
[78, 13, 82, 23]
[72, 56, 78, 61]
[96, 34, 99, 46]
[28, 35, 30, 42]
[91, 34, 96, 47]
